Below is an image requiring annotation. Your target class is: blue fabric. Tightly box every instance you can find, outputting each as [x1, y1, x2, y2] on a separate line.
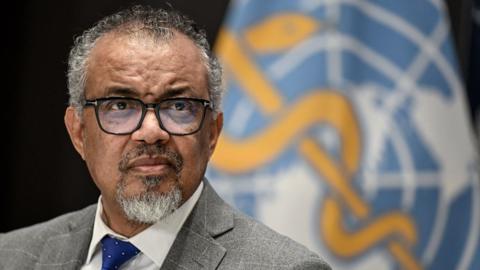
[100, 235, 140, 270]
[210, 0, 480, 269]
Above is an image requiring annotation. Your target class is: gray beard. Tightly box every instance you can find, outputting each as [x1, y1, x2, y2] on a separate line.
[115, 143, 184, 224]
[116, 176, 182, 224]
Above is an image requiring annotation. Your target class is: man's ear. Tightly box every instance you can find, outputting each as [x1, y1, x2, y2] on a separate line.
[64, 106, 86, 160]
[208, 112, 223, 157]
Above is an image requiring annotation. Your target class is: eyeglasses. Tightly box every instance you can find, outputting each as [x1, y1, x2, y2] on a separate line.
[84, 97, 213, 135]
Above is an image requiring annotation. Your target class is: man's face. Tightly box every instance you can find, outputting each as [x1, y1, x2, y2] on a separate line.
[65, 32, 222, 225]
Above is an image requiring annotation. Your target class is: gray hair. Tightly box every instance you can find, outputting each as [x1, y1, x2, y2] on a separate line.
[67, 5, 223, 114]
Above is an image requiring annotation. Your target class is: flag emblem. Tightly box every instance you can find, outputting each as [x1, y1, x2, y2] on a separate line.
[209, 1, 480, 269]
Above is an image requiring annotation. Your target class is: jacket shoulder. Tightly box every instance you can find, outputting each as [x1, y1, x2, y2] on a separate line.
[220, 205, 331, 270]
[0, 204, 96, 265]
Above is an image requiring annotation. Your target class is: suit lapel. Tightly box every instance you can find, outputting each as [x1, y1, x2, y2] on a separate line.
[35, 206, 96, 270]
[31, 182, 232, 269]
[162, 180, 233, 269]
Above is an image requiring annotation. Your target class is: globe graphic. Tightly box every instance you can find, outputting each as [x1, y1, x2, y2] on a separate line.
[208, 1, 480, 269]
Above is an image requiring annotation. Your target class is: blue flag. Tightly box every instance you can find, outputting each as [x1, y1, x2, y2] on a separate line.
[209, 0, 480, 269]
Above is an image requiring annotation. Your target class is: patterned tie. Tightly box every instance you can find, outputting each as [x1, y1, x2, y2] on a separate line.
[100, 235, 140, 270]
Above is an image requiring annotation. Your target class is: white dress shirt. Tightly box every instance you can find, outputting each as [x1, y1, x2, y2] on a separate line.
[81, 181, 204, 270]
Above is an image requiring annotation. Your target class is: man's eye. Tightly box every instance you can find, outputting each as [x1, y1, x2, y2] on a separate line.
[112, 101, 128, 110]
[173, 101, 189, 111]
[104, 100, 134, 111]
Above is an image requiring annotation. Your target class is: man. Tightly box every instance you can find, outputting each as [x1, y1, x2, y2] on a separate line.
[0, 6, 331, 270]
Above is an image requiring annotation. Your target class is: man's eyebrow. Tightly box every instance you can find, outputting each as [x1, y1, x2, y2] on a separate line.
[104, 87, 138, 97]
[158, 87, 196, 99]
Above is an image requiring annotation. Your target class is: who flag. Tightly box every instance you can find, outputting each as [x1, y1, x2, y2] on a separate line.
[208, 0, 480, 269]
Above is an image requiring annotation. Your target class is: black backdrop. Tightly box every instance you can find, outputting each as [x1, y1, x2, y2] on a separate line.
[2, 0, 477, 232]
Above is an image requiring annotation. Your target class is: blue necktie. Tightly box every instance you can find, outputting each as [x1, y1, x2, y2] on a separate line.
[100, 235, 140, 270]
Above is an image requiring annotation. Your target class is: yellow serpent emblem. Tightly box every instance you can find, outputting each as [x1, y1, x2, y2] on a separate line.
[214, 13, 422, 270]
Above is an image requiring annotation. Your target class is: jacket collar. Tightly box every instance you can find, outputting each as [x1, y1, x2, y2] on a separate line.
[35, 179, 232, 269]
[161, 180, 233, 269]
[35, 205, 96, 270]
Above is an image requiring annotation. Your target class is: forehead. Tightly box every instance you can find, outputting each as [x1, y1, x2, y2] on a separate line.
[85, 31, 208, 99]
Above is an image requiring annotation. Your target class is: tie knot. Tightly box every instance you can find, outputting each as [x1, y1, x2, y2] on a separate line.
[100, 235, 140, 270]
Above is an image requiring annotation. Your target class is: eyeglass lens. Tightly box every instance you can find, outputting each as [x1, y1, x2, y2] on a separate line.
[96, 98, 207, 135]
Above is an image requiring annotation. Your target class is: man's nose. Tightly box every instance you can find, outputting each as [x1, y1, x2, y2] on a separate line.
[130, 109, 170, 144]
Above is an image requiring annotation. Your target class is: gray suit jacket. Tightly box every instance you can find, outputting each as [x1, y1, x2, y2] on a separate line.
[0, 181, 331, 269]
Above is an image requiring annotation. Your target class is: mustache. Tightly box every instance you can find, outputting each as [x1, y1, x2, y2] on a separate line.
[118, 143, 183, 174]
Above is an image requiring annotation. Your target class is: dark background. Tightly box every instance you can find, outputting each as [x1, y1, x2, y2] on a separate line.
[2, 0, 478, 232]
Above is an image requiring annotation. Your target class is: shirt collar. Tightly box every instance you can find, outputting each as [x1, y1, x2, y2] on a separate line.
[85, 181, 204, 267]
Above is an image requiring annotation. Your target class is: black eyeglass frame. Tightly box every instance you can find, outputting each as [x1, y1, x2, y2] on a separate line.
[83, 96, 213, 136]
